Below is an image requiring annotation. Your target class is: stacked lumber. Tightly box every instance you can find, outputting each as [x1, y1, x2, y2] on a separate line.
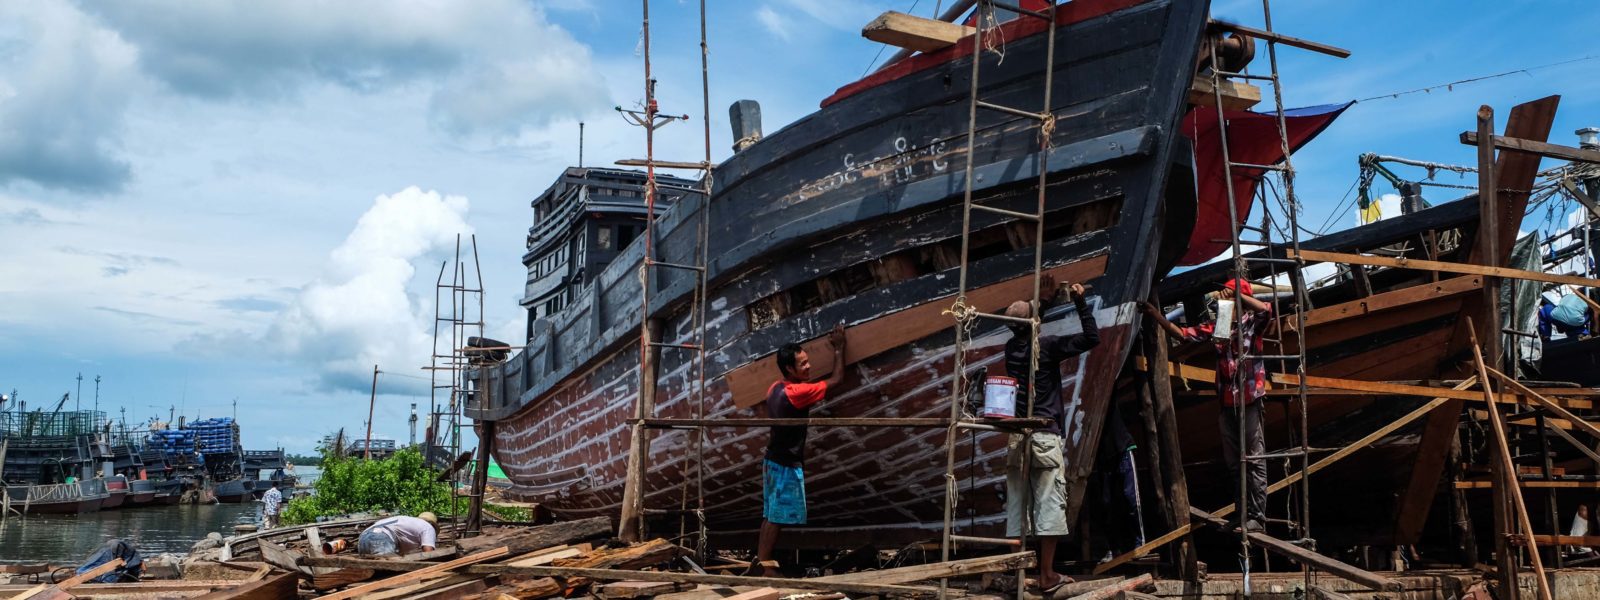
[246, 516, 1036, 599]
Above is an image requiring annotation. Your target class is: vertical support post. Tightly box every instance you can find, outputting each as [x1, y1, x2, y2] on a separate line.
[1477, 106, 1501, 371]
[467, 419, 495, 537]
[1470, 320, 1551, 600]
[1141, 317, 1198, 580]
[365, 365, 378, 461]
[1446, 434, 1478, 568]
[621, 318, 663, 544]
[620, 0, 660, 546]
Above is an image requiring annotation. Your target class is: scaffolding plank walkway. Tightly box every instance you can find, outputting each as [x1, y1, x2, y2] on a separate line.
[1188, 508, 1401, 593]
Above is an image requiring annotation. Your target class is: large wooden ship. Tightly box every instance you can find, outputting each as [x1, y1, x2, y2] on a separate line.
[469, 0, 1312, 544]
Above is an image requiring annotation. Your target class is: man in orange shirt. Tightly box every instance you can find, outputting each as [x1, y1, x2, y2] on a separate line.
[756, 324, 847, 577]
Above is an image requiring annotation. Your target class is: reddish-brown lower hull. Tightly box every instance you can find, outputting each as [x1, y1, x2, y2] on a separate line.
[496, 299, 1138, 542]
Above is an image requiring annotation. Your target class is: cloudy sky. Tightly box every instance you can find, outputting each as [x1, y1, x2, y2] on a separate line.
[0, 0, 1597, 454]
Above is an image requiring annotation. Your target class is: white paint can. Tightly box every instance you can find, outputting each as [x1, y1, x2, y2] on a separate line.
[982, 376, 1018, 418]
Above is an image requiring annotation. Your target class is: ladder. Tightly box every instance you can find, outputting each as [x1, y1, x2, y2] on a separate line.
[617, 0, 715, 551]
[1204, 1, 1343, 593]
[941, 2, 1060, 599]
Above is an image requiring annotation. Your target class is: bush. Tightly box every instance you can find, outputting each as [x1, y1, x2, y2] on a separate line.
[281, 447, 457, 525]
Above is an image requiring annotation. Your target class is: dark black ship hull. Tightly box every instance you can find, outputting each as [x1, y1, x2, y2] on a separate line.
[472, 0, 1210, 543]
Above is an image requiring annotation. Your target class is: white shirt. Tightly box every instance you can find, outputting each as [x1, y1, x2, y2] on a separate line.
[261, 487, 282, 515]
[369, 516, 437, 552]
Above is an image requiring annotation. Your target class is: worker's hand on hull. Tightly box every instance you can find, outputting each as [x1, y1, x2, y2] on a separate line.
[1067, 283, 1086, 302]
[827, 323, 846, 349]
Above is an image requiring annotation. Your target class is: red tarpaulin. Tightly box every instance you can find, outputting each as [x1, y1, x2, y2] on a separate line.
[1177, 102, 1350, 266]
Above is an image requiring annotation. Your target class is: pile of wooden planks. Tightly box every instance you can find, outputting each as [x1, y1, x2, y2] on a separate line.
[212, 514, 1039, 599]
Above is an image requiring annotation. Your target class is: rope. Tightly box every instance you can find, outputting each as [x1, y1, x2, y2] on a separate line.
[1356, 54, 1599, 103]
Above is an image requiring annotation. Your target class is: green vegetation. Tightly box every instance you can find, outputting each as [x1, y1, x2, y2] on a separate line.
[281, 447, 456, 525]
[484, 503, 532, 522]
[285, 453, 322, 467]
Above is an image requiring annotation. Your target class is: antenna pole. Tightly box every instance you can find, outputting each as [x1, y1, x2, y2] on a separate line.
[366, 365, 379, 460]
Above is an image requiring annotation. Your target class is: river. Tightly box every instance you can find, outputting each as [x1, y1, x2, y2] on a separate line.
[0, 466, 322, 565]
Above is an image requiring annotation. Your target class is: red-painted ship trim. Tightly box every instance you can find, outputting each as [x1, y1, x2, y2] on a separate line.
[821, 0, 1152, 108]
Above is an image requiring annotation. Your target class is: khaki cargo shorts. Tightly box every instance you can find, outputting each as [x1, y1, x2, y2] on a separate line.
[1005, 431, 1069, 537]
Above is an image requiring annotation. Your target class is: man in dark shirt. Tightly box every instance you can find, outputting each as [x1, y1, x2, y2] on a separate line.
[1002, 279, 1098, 592]
[757, 324, 847, 577]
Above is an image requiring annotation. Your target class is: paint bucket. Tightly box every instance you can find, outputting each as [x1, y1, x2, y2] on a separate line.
[324, 538, 348, 555]
[982, 376, 1018, 418]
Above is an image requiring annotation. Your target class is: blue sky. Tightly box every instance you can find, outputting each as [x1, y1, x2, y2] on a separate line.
[0, 0, 1596, 454]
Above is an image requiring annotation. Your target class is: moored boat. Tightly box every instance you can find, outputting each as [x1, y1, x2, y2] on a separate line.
[212, 477, 256, 503]
[126, 478, 158, 506]
[101, 474, 129, 509]
[5, 479, 108, 515]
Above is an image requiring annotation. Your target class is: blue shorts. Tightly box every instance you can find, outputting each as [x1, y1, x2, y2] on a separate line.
[357, 528, 398, 556]
[763, 460, 806, 525]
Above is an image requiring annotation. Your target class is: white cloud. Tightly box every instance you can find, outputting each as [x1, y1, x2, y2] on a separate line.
[82, 0, 608, 141]
[268, 186, 472, 393]
[0, 1, 140, 191]
[756, 6, 794, 42]
[0, 0, 609, 193]
[778, 0, 879, 33]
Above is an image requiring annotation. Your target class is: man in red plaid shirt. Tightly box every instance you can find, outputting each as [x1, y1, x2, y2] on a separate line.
[1143, 278, 1273, 533]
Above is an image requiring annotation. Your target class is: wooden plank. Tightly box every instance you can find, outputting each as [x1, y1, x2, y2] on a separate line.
[296, 559, 945, 597]
[255, 539, 305, 574]
[553, 538, 684, 571]
[304, 526, 325, 558]
[1273, 373, 1553, 405]
[468, 576, 560, 600]
[366, 574, 475, 600]
[8, 559, 124, 600]
[1462, 131, 1600, 165]
[1458, 480, 1600, 489]
[244, 564, 271, 582]
[1063, 574, 1152, 600]
[1287, 248, 1600, 288]
[602, 581, 693, 599]
[458, 516, 612, 556]
[1490, 367, 1600, 440]
[863, 11, 974, 53]
[310, 568, 375, 591]
[189, 572, 298, 600]
[409, 578, 488, 600]
[1190, 508, 1401, 592]
[719, 588, 779, 600]
[1468, 321, 1553, 600]
[506, 547, 583, 567]
[814, 551, 1033, 584]
[1532, 534, 1600, 546]
[317, 546, 510, 600]
[1287, 275, 1482, 330]
[728, 256, 1107, 408]
[1207, 20, 1351, 58]
[1469, 409, 1574, 431]
[1188, 76, 1262, 111]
